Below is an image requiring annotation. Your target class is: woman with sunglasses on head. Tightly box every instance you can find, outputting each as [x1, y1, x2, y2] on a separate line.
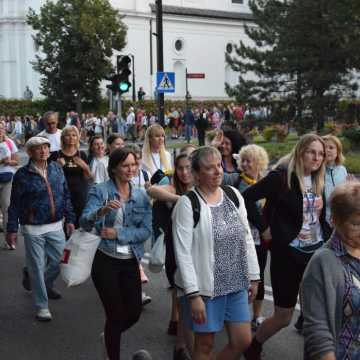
[243, 134, 327, 359]
[88, 135, 108, 184]
[80, 147, 152, 360]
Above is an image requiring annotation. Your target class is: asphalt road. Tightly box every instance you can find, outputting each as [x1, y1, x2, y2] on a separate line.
[0, 238, 304, 360]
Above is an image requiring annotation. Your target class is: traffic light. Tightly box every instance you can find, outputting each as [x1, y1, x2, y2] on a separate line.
[105, 73, 120, 94]
[117, 55, 132, 95]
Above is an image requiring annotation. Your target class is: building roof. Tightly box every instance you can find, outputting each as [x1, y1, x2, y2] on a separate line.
[149, 4, 254, 22]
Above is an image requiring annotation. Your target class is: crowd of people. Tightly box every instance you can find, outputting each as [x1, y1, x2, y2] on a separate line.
[1, 108, 359, 360]
[0, 102, 251, 148]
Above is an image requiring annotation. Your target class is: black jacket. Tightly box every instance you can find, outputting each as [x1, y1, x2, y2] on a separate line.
[242, 168, 327, 252]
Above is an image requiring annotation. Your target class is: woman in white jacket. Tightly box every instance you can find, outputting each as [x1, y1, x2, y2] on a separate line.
[172, 146, 260, 360]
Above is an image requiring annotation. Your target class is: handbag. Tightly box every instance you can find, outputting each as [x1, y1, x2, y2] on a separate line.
[148, 230, 166, 273]
[60, 229, 101, 287]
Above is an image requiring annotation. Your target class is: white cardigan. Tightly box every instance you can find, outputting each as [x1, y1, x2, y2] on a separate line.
[172, 186, 260, 298]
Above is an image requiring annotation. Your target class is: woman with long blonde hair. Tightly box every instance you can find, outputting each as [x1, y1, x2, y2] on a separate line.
[243, 133, 327, 360]
[141, 124, 172, 176]
[55, 125, 91, 227]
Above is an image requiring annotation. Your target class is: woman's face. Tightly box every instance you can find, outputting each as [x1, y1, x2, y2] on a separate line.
[324, 140, 338, 165]
[336, 213, 360, 250]
[176, 158, 192, 186]
[63, 130, 79, 146]
[302, 140, 325, 175]
[108, 138, 124, 154]
[112, 154, 137, 183]
[91, 138, 105, 157]
[240, 154, 258, 179]
[150, 130, 165, 151]
[221, 136, 232, 157]
[196, 154, 223, 188]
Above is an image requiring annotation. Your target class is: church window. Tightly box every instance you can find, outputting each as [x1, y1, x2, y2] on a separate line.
[175, 39, 183, 52]
[226, 43, 233, 54]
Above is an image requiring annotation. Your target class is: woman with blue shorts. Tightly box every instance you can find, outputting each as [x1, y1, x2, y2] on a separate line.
[172, 146, 260, 360]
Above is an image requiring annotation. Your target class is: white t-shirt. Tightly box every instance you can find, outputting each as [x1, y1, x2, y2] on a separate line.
[131, 169, 150, 189]
[91, 156, 109, 184]
[38, 129, 62, 152]
[94, 118, 103, 134]
[113, 206, 133, 256]
[290, 175, 323, 250]
[0, 139, 18, 174]
[126, 112, 135, 125]
[142, 151, 172, 176]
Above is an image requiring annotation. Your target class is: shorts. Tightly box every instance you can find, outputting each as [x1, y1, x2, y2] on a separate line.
[270, 246, 314, 308]
[180, 289, 250, 333]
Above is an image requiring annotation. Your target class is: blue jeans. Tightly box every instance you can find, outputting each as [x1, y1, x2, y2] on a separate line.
[185, 124, 193, 143]
[23, 229, 66, 309]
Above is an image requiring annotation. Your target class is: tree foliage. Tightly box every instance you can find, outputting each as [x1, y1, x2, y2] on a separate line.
[27, 0, 127, 113]
[226, 0, 360, 130]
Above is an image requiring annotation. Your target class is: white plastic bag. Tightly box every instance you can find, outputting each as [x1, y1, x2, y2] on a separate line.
[60, 229, 101, 287]
[148, 231, 166, 273]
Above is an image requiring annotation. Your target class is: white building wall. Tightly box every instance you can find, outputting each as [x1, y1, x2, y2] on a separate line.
[0, 0, 251, 100]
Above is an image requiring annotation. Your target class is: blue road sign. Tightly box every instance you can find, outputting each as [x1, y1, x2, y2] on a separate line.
[157, 72, 175, 93]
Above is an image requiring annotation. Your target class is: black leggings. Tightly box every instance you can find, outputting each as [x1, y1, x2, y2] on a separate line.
[255, 245, 268, 301]
[91, 251, 142, 360]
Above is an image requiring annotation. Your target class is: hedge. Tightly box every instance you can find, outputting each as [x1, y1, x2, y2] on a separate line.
[0, 98, 232, 118]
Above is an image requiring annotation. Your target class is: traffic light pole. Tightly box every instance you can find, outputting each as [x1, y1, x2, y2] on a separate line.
[156, 0, 165, 126]
[130, 54, 136, 102]
[117, 93, 122, 120]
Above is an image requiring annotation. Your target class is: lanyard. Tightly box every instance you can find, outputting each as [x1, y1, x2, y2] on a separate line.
[304, 191, 316, 224]
[151, 153, 162, 170]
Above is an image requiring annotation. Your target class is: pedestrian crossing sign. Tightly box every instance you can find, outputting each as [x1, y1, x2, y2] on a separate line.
[157, 72, 175, 93]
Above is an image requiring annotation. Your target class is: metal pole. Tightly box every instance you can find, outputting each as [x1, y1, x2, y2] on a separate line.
[156, 0, 165, 126]
[185, 67, 189, 109]
[117, 93, 122, 119]
[131, 54, 136, 102]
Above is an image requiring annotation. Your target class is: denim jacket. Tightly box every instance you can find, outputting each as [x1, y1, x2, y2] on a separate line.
[7, 161, 75, 233]
[80, 179, 152, 259]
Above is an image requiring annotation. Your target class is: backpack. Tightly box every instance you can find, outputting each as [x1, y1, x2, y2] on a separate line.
[185, 185, 240, 228]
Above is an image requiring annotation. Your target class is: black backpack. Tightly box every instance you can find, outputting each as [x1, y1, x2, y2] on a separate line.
[185, 185, 240, 228]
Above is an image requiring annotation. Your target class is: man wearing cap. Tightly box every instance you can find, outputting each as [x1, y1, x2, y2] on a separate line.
[6, 136, 75, 321]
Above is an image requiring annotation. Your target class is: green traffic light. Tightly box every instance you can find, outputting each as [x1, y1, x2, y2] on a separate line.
[119, 82, 130, 92]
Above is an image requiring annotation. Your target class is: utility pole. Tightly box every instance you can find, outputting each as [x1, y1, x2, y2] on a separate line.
[130, 54, 136, 102]
[156, 0, 165, 126]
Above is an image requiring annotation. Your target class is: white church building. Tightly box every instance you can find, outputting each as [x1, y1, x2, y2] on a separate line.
[0, 0, 254, 100]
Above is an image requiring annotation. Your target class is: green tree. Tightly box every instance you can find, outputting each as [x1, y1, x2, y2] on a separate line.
[27, 0, 127, 113]
[226, 0, 360, 130]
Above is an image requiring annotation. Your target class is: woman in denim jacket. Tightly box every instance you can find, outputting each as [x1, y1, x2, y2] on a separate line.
[80, 147, 152, 360]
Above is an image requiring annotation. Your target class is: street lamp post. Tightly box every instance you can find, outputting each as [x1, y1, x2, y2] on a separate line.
[156, 0, 165, 126]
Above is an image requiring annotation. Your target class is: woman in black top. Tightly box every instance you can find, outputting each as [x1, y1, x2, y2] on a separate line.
[55, 126, 91, 227]
[243, 134, 327, 360]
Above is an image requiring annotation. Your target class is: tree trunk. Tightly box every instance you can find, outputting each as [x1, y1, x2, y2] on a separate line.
[76, 92, 82, 115]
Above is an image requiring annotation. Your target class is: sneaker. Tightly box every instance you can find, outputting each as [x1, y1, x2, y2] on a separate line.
[294, 314, 304, 333]
[173, 347, 191, 360]
[46, 287, 62, 300]
[167, 320, 178, 336]
[142, 293, 152, 307]
[132, 350, 152, 360]
[36, 308, 52, 322]
[251, 316, 265, 332]
[22, 267, 32, 292]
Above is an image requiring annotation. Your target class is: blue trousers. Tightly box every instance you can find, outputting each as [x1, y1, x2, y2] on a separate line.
[23, 229, 65, 309]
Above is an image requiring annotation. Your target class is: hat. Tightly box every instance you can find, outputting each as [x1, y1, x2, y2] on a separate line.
[25, 136, 51, 151]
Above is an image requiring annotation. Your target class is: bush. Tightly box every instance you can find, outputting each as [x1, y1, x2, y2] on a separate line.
[342, 128, 360, 148]
[262, 126, 277, 142]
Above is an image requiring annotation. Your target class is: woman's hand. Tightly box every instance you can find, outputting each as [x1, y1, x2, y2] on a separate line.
[1, 156, 10, 165]
[98, 200, 122, 217]
[248, 281, 259, 303]
[73, 156, 87, 169]
[57, 157, 66, 167]
[100, 227, 117, 240]
[261, 227, 272, 243]
[210, 129, 224, 148]
[189, 296, 207, 325]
